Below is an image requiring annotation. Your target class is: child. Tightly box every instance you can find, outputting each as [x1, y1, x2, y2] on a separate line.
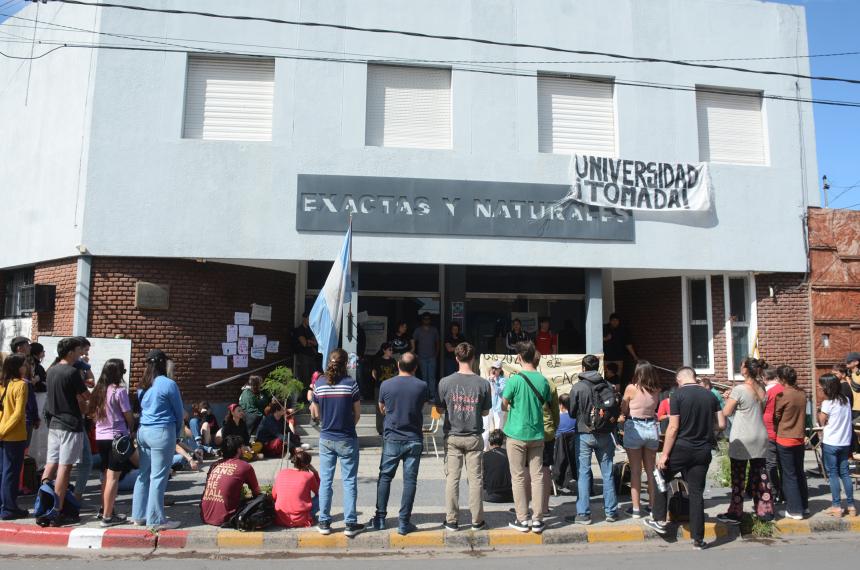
[272, 447, 320, 527]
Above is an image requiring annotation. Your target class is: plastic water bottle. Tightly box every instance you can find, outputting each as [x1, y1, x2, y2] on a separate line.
[653, 467, 667, 493]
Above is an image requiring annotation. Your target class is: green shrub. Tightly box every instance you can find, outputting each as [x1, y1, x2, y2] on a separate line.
[262, 366, 305, 411]
[741, 513, 776, 538]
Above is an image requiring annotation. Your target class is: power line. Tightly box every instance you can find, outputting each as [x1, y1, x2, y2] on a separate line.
[45, 0, 860, 86]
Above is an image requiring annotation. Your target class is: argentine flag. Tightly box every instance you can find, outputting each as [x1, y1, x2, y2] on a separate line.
[309, 221, 352, 360]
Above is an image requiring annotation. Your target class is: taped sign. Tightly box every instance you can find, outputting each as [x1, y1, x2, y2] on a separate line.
[478, 353, 604, 396]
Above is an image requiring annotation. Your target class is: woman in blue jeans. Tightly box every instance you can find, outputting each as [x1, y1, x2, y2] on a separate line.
[132, 349, 185, 529]
[817, 374, 856, 517]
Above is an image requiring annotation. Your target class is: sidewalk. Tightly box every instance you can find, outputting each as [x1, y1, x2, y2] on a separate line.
[1, 447, 857, 552]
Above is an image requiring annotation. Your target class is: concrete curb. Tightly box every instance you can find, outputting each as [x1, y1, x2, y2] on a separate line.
[2, 516, 859, 552]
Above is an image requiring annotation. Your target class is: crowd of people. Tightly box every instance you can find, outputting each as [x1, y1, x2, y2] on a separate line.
[1, 330, 859, 551]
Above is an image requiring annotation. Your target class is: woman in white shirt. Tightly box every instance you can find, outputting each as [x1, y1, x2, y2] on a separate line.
[817, 374, 856, 517]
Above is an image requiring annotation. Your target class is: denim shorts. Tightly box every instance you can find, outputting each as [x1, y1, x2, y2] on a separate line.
[623, 418, 659, 450]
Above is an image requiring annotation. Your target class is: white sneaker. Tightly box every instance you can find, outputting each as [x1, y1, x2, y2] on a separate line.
[152, 520, 181, 531]
[780, 511, 803, 520]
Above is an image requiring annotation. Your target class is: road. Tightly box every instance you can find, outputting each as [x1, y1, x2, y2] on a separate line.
[0, 534, 856, 569]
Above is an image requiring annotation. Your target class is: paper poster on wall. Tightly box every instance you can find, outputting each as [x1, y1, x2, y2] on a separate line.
[250, 347, 266, 360]
[234, 312, 250, 326]
[511, 312, 538, 334]
[233, 355, 249, 368]
[252, 335, 267, 349]
[362, 316, 388, 355]
[238, 325, 254, 338]
[211, 356, 229, 369]
[266, 340, 279, 353]
[237, 338, 249, 355]
[251, 304, 272, 322]
[226, 325, 239, 343]
[221, 342, 237, 356]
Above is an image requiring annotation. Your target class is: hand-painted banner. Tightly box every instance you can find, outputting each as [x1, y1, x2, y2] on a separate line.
[478, 353, 604, 396]
[569, 155, 712, 212]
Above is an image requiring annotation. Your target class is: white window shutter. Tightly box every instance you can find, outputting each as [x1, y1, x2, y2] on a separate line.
[537, 76, 616, 155]
[183, 56, 275, 141]
[366, 65, 452, 149]
[696, 89, 765, 165]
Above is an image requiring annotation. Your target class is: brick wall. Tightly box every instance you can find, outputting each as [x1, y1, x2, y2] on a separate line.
[87, 258, 296, 404]
[32, 257, 78, 338]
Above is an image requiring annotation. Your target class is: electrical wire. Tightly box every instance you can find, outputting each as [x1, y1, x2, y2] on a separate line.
[47, 0, 860, 86]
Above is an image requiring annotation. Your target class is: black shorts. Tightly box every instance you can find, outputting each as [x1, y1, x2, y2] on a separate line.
[97, 439, 131, 472]
[542, 438, 556, 467]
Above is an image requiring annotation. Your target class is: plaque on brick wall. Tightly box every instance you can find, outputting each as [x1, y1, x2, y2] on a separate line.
[135, 282, 170, 310]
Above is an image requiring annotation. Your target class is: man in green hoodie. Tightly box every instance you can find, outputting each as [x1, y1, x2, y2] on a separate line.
[239, 375, 270, 436]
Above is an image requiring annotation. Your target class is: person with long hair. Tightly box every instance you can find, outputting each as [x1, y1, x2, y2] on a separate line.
[89, 359, 135, 526]
[620, 360, 661, 518]
[817, 374, 856, 517]
[0, 354, 30, 520]
[132, 349, 184, 530]
[218, 404, 250, 446]
[312, 348, 363, 537]
[273, 447, 320, 528]
[256, 401, 298, 458]
[718, 358, 774, 524]
[200, 435, 260, 527]
[189, 401, 217, 455]
[773, 365, 809, 519]
[389, 321, 415, 356]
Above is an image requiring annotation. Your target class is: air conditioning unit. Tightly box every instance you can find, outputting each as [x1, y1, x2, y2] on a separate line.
[18, 284, 56, 314]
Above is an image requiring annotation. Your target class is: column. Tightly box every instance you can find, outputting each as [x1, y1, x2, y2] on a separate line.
[584, 268, 603, 355]
[72, 255, 92, 336]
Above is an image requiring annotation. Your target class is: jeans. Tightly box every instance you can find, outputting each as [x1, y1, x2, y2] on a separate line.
[651, 445, 711, 541]
[575, 432, 616, 517]
[133, 424, 176, 526]
[374, 439, 423, 528]
[318, 438, 359, 525]
[776, 443, 809, 515]
[419, 358, 438, 402]
[72, 445, 94, 497]
[765, 440, 782, 502]
[188, 418, 214, 454]
[0, 440, 26, 517]
[822, 443, 854, 507]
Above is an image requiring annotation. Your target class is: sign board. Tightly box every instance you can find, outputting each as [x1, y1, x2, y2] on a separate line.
[362, 316, 387, 356]
[37, 336, 134, 387]
[0, 317, 32, 354]
[135, 282, 170, 310]
[297, 175, 634, 241]
[478, 353, 603, 395]
[251, 304, 272, 322]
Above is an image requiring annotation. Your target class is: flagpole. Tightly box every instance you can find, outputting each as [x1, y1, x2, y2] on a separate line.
[346, 215, 354, 342]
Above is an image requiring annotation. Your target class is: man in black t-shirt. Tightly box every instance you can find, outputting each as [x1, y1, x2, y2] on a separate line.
[602, 314, 638, 381]
[293, 312, 320, 392]
[644, 367, 725, 549]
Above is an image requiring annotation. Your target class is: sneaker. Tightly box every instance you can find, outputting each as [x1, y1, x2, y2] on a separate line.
[442, 521, 458, 531]
[605, 513, 618, 523]
[398, 522, 419, 535]
[803, 508, 811, 516]
[716, 512, 742, 525]
[780, 510, 803, 520]
[100, 513, 128, 527]
[51, 513, 81, 527]
[625, 506, 650, 518]
[508, 520, 531, 533]
[530, 521, 546, 534]
[153, 520, 181, 531]
[471, 520, 487, 531]
[564, 514, 592, 525]
[96, 507, 103, 520]
[692, 539, 707, 550]
[643, 517, 668, 535]
[344, 522, 365, 538]
[317, 520, 332, 535]
[368, 516, 386, 531]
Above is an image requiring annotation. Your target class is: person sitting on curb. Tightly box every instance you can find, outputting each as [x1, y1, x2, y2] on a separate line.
[482, 430, 513, 503]
[200, 435, 260, 527]
[273, 447, 320, 528]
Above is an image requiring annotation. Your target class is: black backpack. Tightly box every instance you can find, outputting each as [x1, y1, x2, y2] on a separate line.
[587, 380, 620, 433]
[231, 493, 275, 532]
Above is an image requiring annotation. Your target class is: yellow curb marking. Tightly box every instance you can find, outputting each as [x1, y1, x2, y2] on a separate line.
[298, 532, 349, 548]
[848, 517, 860, 532]
[680, 522, 728, 540]
[216, 531, 264, 548]
[390, 530, 445, 548]
[774, 519, 811, 535]
[586, 525, 645, 543]
[488, 529, 543, 545]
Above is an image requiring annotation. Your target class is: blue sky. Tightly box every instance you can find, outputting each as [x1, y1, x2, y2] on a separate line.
[1, 0, 858, 208]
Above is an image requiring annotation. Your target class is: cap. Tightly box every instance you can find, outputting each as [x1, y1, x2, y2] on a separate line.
[846, 352, 860, 364]
[10, 336, 30, 351]
[145, 349, 168, 362]
[491, 360, 504, 369]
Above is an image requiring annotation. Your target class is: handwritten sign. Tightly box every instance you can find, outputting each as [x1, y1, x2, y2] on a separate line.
[234, 312, 250, 326]
[226, 325, 239, 343]
[238, 325, 254, 338]
[237, 338, 249, 355]
[233, 355, 249, 368]
[251, 347, 266, 360]
[252, 335, 267, 349]
[211, 356, 228, 370]
[478, 353, 603, 396]
[251, 304, 272, 322]
[221, 342, 237, 356]
[266, 340, 279, 353]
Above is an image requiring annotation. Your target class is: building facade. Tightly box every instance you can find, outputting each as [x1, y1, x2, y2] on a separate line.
[1, 0, 819, 398]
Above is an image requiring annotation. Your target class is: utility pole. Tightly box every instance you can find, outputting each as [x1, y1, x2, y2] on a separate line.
[822, 175, 830, 208]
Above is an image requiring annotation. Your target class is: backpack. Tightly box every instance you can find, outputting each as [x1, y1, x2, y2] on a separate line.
[668, 479, 690, 522]
[230, 493, 275, 532]
[587, 380, 621, 433]
[33, 481, 81, 526]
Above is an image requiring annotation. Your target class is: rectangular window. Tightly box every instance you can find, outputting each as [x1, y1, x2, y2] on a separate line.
[728, 276, 751, 375]
[183, 56, 275, 141]
[696, 88, 766, 165]
[537, 75, 616, 155]
[3, 268, 34, 318]
[365, 65, 452, 149]
[686, 278, 712, 370]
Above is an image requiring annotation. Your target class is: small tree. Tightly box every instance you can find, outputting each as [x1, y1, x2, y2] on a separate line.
[262, 365, 305, 410]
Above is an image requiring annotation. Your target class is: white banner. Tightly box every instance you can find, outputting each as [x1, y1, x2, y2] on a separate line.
[568, 154, 712, 212]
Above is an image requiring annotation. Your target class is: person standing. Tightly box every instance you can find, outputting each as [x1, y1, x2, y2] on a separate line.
[482, 360, 507, 450]
[372, 343, 399, 436]
[773, 365, 809, 520]
[238, 375, 270, 436]
[501, 341, 556, 533]
[436, 342, 491, 531]
[312, 348, 364, 537]
[0, 354, 29, 520]
[718, 358, 774, 524]
[845, 352, 860, 423]
[534, 318, 557, 356]
[413, 313, 440, 402]
[762, 367, 784, 504]
[505, 319, 530, 355]
[370, 352, 429, 535]
[293, 312, 320, 393]
[817, 374, 856, 517]
[602, 314, 639, 383]
[443, 322, 466, 377]
[389, 321, 415, 356]
[42, 337, 89, 526]
[619, 361, 661, 518]
[644, 367, 725, 550]
[565, 354, 620, 525]
[132, 349, 184, 530]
